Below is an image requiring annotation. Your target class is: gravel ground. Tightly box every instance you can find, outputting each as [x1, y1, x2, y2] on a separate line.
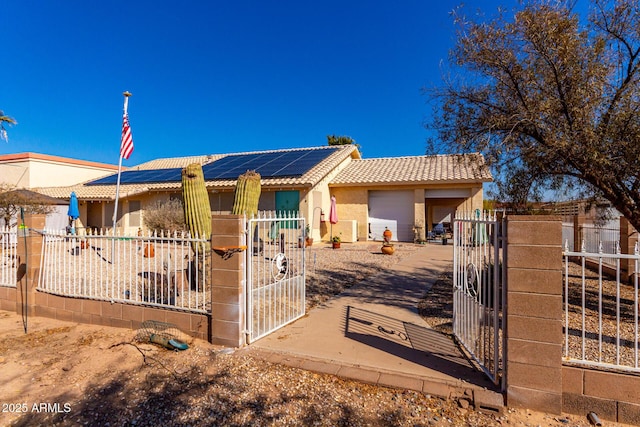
[4, 242, 631, 426]
[304, 242, 423, 308]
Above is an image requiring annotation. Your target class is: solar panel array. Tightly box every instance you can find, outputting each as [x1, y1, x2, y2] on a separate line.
[201, 148, 337, 180]
[86, 147, 339, 186]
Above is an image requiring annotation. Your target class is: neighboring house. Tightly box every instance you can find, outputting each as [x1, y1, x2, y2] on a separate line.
[0, 152, 119, 231]
[33, 146, 492, 242]
[0, 152, 119, 188]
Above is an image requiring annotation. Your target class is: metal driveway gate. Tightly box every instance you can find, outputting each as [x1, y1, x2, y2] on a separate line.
[246, 212, 305, 343]
[453, 211, 506, 388]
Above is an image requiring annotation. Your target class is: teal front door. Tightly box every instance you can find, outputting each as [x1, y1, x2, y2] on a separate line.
[275, 190, 300, 214]
[275, 191, 299, 228]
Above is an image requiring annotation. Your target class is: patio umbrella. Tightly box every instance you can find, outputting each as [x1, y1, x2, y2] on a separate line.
[67, 192, 80, 234]
[329, 195, 338, 241]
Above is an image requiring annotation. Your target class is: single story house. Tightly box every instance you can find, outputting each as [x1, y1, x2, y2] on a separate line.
[33, 145, 492, 242]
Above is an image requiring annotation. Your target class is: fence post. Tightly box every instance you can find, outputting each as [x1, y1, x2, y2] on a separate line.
[505, 215, 563, 414]
[573, 214, 585, 251]
[619, 217, 637, 282]
[209, 214, 246, 347]
[15, 213, 45, 318]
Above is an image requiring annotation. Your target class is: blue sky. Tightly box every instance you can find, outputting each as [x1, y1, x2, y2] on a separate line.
[2, 1, 508, 166]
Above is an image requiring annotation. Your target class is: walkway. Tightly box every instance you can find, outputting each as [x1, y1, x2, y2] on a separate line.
[241, 243, 504, 412]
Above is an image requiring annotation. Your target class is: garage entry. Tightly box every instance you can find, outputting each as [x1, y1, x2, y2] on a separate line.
[368, 190, 414, 242]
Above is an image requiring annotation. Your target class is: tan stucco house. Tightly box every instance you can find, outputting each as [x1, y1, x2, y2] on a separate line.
[32, 146, 491, 242]
[0, 152, 119, 189]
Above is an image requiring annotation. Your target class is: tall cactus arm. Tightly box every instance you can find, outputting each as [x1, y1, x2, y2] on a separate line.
[182, 163, 211, 252]
[232, 170, 261, 217]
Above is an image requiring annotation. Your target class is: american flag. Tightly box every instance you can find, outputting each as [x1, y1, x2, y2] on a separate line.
[120, 112, 134, 160]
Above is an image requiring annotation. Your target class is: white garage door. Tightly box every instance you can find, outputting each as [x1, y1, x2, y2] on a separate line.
[368, 190, 414, 242]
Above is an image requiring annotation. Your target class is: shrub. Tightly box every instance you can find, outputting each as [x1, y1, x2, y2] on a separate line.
[143, 199, 187, 234]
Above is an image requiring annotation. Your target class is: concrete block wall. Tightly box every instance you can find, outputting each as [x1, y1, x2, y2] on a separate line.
[32, 292, 209, 340]
[0, 285, 17, 312]
[562, 366, 640, 425]
[505, 215, 564, 414]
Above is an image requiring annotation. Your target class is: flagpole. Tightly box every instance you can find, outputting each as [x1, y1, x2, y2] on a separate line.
[113, 91, 132, 233]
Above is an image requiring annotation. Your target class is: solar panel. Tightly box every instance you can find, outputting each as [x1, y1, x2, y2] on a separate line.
[85, 147, 340, 185]
[86, 168, 183, 185]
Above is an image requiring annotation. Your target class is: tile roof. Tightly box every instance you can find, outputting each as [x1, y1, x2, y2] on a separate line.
[130, 155, 224, 170]
[36, 184, 155, 200]
[36, 145, 360, 201]
[329, 153, 492, 186]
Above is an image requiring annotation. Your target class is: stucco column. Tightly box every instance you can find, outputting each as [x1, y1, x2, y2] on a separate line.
[210, 215, 246, 347]
[15, 213, 46, 318]
[505, 215, 563, 414]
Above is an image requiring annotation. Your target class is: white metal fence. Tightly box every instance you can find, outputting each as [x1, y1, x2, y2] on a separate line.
[562, 221, 620, 266]
[0, 226, 18, 287]
[246, 212, 305, 343]
[38, 229, 211, 313]
[562, 243, 640, 373]
[453, 211, 505, 388]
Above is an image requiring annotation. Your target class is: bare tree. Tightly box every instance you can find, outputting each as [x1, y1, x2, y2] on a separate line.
[426, 0, 640, 228]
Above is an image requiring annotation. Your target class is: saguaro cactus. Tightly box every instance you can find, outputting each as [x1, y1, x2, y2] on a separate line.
[181, 163, 211, 253]
[232, 170, 261, 217]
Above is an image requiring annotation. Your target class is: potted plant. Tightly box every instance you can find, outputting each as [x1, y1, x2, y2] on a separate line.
[305, 224, 313, 247]
[331, 234, 341, 249]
